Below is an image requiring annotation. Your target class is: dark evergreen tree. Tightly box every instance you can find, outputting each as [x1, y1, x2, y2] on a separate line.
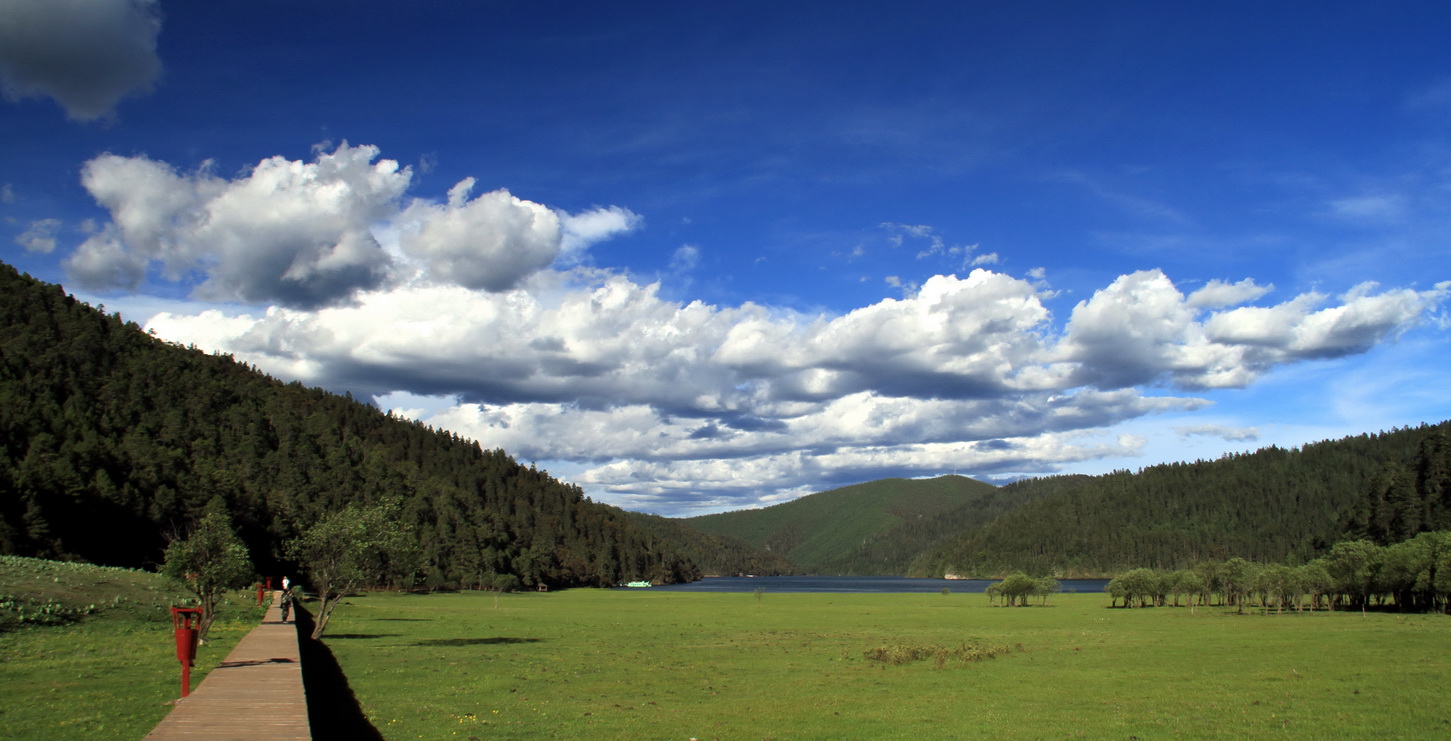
[1345, 430, 1451, 545]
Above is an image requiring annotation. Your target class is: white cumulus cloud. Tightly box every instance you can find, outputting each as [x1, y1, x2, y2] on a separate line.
[398, 178, 562, 292]
[69, 144, 408, 307]
[141, 249, 1446, 513]
[1062, 271, 1446, 391]
[16, 218, 61, 253]
[66, 144, 640, 308]
[560, 206, 642, 257]
[89, 143, 1445, 514]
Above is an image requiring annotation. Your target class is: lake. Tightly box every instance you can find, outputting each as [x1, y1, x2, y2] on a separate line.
[632, 575, 1109, 593]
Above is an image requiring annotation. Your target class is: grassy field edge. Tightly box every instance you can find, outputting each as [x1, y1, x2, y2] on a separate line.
[322, 589, 1451, 740]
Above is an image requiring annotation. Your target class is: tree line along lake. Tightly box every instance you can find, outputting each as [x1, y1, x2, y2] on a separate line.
[628, 575, 1110, 593]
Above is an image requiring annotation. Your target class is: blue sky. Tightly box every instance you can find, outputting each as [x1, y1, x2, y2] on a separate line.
[4, 1, 1450, 515]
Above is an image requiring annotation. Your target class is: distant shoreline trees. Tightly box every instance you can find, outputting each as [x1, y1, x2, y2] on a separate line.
[986, 573, 1060, 606]
[1085, 432, 1450, 615]
[1104, 531, 1451, 614]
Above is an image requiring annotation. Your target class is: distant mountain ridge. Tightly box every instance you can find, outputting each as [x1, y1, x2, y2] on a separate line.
[684, 475, 999, 574]
[910, 425, 1449, 577]
[678, 424, 1450, 578]
[622, 511, 797, 576]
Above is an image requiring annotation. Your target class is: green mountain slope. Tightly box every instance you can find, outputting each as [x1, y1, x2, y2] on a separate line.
[675, 425, 1449, 579]
[813, 476, 1067, 575]
[684, 475, 999, 574]
[910, 424, 1450, 577]
[0, 263, 699, 587]
[622, 510, 797, 576]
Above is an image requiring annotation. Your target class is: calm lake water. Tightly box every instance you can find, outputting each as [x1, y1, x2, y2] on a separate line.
[632, 575, 1108, 593]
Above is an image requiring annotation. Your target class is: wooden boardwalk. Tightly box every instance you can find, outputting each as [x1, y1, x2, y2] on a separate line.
[144, 593, 311, 740]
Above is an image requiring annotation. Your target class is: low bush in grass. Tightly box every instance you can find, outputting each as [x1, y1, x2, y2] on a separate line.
[862, 640, 1020, 666]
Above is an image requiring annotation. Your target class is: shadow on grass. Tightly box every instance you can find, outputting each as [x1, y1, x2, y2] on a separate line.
[292, 602, 385, 741]
[413, 637, 543, 647]
[321, 633, 400, 640]
[218, 657, 295, 668]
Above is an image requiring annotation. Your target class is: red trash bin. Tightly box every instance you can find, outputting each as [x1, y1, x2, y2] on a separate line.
[170, 607, 203, 697]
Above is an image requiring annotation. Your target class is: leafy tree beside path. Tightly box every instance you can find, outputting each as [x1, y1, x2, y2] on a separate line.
[160, 498, 253, 640]
[287, 499, 419, 639]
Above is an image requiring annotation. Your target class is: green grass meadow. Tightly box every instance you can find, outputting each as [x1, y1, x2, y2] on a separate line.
[0, 557, 264, 740]
[0, 614, 258, 738]
[323, 590, 1451, 740]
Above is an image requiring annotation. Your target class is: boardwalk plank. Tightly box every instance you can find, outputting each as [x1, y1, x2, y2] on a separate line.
[144, 593, 310, 740]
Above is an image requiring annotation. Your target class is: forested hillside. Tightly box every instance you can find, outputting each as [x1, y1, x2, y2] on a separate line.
[911, 424, 1451, 577]
[0, 263, 703, 588]
[622, 511, 797, 576]
[676, 424, 1451, 579]
[814, 477, 1066, 575]
[685, 476, 998, 574]
[1342, 430, 1451, 545]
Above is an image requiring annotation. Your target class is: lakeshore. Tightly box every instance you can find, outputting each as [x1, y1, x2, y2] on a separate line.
[636, 574, 1110, 593]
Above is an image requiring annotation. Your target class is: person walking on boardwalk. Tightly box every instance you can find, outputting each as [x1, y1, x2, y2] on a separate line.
[279, 587, 294, 623]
